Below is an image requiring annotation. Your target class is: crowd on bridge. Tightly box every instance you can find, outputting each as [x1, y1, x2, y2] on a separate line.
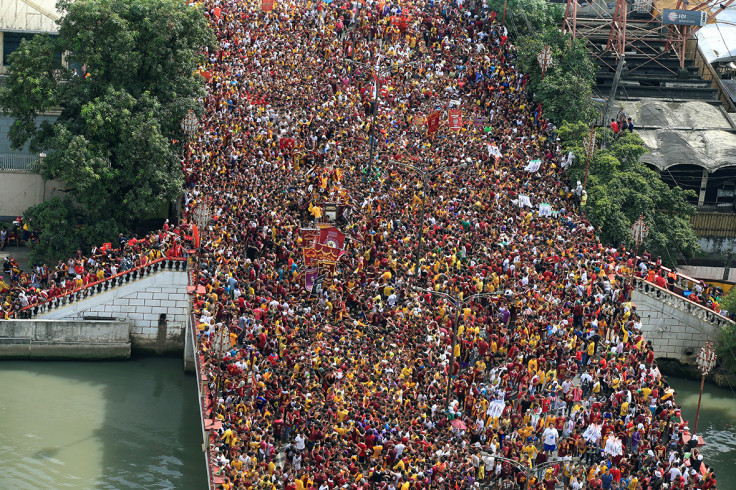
[183, 0, 719, 489]
[0, 0, 725, 488]
[0, 224, 189, 317]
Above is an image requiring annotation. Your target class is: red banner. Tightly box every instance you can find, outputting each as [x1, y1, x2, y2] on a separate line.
[314, 243, 344, 263]
[427, 111, 441, 135]
[318, 226, 345, 250]
[303, 247, 319, 266]
[193, 224, 200, 249]
[262, 0, 274, 11]
[300, 228, 319, 246]
[448, 109, 462, 131]
[303, 246, 342, 267]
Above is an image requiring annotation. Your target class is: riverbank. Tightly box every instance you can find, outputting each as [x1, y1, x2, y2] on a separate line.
[657, 357, 736, 390]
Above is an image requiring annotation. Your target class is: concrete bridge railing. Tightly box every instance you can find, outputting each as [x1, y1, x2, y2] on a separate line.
[14, 257, 187, 320]
[632, 278, 735, 329]
[630, 278, 735, 364]
[16, 257, 191, 354]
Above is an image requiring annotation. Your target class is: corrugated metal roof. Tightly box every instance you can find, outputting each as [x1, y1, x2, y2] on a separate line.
[609, 99, 736, 173]
[0, 0, 61, 34]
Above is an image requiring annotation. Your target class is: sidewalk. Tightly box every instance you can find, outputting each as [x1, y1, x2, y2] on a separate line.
[1, 245, 32, 272]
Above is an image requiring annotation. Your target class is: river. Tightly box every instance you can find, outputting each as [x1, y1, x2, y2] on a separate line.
[1, 358, 734, 489]
[668, 375, 736, 485]
[0, 357, 206, 489]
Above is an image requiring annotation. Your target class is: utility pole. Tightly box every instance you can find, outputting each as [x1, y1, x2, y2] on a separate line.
[694, 342, 717, 434]
[604, 55, 626, 125]
[582, 126, 597, 191]
[345, 43, 418, 174]
[415, 288, 499, 412]
[723, 250, 732, 281]
[393, 161, 468, 277]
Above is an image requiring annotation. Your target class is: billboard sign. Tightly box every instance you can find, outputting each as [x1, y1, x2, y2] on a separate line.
[662, 9, 706, 27]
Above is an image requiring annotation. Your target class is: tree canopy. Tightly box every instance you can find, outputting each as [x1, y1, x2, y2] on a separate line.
[515, 27, 598, 126]
[559, 121, 700, 264]
[1, 0, 214, 265]
[486, 0, 563, 38]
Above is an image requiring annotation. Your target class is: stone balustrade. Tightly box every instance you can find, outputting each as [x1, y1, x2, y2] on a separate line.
[631, 278, 735, 329]
[15, 258, 187, 320]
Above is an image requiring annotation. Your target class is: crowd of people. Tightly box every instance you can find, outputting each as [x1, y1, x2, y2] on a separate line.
[0, 0, 725, 488]
[0, 223, 188, 317]
[184, 0, 719, 489]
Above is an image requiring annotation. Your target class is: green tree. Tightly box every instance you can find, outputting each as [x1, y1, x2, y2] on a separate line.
[486, 0, 562, 37]
[559, 122, 700, 264]
[721, 287, 736, 319]
[717, 289, 736, 374]
[516, 27, 597, 125]
[1, 0, 214, 265]
[717, 323, 736, 374]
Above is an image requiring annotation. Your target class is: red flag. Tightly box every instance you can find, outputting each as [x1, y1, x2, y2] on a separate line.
[213, 7, 222, 18]
[427, 111, 441, 135]
[303, 247, 318, 266]
[300, 228, 319, 246]
[193, 224, 200, 248]
[262, 0, 274, 11]
[317, 226, 345, 250]
[448, 109, 462, 131]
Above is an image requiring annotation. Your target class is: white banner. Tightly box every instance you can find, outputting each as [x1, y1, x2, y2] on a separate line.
[486, 399, 506, 419]
[583, 424, 601, 443]
[604, 437, 623, 456]
[561, 152, 574, 169]
[488, 144, 502, 159]
[539, 203, 552, 217]
[525, 159, 542, 173]
[518, 195, 532, 208]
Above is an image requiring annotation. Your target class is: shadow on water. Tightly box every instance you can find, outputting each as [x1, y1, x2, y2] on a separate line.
[1, 357, 206, 490]
[34, 433, 99, 460]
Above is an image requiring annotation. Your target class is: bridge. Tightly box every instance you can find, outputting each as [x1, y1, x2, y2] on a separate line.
[2, 257, 193, 361]
[2, 256, 733, 368]
[631, 276, 734, 363]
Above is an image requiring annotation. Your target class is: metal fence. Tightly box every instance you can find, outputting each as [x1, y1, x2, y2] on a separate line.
[0, 153, 40, 172]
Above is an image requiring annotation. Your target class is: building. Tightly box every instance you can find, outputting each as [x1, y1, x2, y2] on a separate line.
[0, 1, 63, 217]
[563, 0, 736, 256]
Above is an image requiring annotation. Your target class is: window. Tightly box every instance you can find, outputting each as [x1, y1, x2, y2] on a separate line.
[3, 33, 29, 66]
[3, 32, 61, 66]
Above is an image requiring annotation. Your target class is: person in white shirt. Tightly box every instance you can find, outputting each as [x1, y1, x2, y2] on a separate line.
[542, 426, 559, 452]
[295, 432, 305, 451]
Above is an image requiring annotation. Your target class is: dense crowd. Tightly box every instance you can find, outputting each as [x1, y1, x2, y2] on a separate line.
[0, 224, 188, 317]
[0, 0, 724, 488]
[185, 0, 719, 489]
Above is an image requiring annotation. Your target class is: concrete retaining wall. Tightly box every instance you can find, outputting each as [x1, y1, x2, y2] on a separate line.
[698, 236, 736, 255]
[37, 270, 189, 354]
[0, 171, 65, 217]
[0, 320, 130, 359]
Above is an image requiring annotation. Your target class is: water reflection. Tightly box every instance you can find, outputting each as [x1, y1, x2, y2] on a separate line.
[0, 358, 205, 489]
[668, 376, 736, 484]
